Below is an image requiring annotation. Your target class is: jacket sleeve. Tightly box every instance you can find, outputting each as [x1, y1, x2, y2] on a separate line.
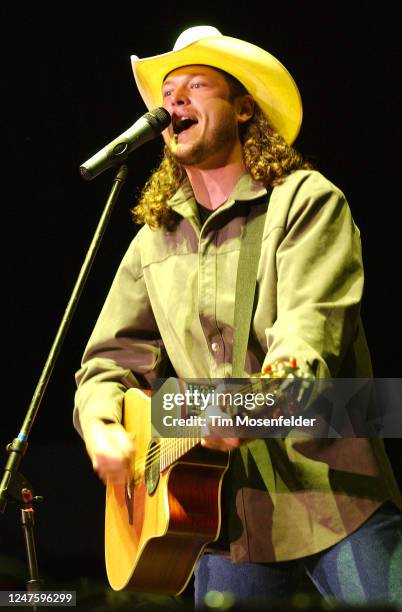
[262, 171, 370, 378]
[73, 230, 165, 439]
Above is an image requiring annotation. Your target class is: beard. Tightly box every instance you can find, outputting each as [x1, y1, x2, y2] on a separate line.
[169, 113, 239, 168]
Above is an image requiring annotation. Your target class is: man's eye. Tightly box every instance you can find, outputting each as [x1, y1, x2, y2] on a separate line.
[163, 90, 173, 97]
[191, 82, 205, 89]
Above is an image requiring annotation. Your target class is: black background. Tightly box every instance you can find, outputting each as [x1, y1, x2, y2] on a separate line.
[1, 1, 401, 603]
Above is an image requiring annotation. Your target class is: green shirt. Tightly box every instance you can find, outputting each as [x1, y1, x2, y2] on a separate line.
[74, 169, 401, 561]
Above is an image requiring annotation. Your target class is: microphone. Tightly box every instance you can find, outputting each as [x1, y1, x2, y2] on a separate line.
[80, 107, 171, 180]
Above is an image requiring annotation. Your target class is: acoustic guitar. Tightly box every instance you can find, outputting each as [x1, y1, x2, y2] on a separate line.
[105, 386, 229, 595]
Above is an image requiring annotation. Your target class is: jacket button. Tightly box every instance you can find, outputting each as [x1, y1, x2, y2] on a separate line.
[211, 342, 220, 352]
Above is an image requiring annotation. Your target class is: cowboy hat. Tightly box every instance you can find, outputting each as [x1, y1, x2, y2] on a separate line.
[131, 26, 302, 144]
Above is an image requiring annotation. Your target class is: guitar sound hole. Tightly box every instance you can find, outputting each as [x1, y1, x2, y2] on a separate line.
[144, 441, 160, 495]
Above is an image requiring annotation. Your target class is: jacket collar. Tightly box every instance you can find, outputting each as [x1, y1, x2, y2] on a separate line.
[167, 172, 267, 221]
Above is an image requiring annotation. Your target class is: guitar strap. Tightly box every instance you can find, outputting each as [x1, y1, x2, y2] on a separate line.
[231, 190, 272, 378]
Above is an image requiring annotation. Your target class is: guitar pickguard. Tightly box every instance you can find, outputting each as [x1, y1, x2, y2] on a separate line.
[124, 478, 135, 525]
[144, 440, 160, 495]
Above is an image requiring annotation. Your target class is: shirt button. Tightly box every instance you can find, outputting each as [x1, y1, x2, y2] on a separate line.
[211, 342, 220, 352]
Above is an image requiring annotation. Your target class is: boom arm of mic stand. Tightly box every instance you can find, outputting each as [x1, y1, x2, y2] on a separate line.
[0, 163, 128, 588]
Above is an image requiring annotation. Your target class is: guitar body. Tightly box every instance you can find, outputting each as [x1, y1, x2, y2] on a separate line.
[105, 388, 229, 594]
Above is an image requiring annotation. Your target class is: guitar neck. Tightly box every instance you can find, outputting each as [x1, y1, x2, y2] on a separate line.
[159, 434, 201, 471]
[156, 365, 312, 473]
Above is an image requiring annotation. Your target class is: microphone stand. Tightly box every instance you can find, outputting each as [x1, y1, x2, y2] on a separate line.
[0, 163, 128, 592]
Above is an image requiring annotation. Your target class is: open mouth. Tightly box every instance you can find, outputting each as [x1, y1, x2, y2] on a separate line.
[173, 116, 198, 135]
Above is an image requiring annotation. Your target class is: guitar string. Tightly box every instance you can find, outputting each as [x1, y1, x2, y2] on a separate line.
[132, 429, 221, 484]
[133, 432, 201, 471]
[133, 437, 200, 485]
[133, 404, 238, 469]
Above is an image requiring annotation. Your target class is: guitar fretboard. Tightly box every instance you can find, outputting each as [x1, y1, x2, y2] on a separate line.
[159, 433, 201, 471]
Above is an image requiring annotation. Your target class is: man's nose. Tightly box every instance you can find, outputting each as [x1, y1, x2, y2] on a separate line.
[169, 85, 190, 106]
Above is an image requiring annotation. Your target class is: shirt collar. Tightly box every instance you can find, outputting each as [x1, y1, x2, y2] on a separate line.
[167, 172, 267, 220]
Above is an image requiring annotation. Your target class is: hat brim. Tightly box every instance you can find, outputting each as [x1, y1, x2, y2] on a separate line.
[131, 35, 302, 144]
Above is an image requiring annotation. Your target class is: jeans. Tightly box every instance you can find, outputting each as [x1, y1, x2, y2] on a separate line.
[194, 502, 402, 607]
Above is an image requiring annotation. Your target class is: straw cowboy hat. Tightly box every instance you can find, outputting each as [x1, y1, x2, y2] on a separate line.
[131, 25, 302, 144]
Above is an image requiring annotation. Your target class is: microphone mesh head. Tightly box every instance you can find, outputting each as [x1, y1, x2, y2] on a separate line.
[145, 107, 171, 132]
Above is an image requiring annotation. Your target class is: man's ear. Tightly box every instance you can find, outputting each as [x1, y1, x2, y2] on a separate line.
[235, 94, 255, 124]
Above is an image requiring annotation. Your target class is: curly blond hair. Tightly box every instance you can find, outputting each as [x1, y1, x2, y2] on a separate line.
[132, 101, 312, 230]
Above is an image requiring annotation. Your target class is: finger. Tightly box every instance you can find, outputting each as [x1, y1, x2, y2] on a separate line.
[201, 437, 244, 451]
[201, 438, 229, 451]
[96, 454, 131, 471]
[97, 465, 130, 484]
[109, 432, 135, 456]
[105, 472, 129, 485]
[222, 438, 243, 449]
